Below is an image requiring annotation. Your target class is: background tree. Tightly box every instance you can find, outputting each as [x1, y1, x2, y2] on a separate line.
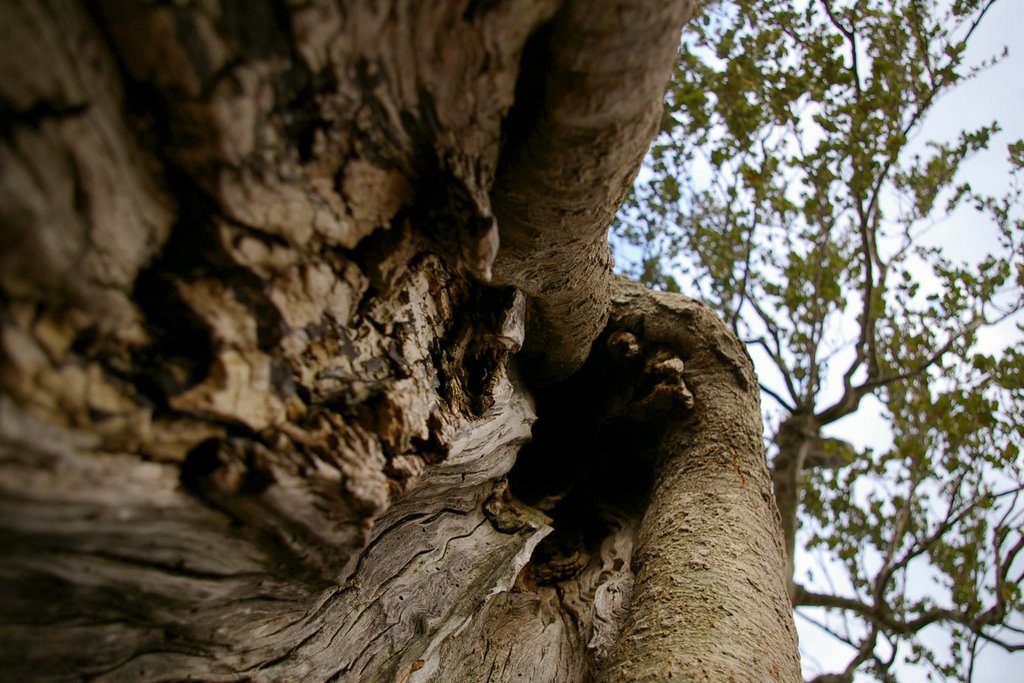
[616, 0, 1024, 680]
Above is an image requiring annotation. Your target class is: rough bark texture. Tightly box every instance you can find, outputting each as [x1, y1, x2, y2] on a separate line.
[0, 1, 799, 681]
[596, 280, 801, 681]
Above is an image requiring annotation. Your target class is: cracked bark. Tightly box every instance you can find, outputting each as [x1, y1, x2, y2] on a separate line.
[0, 1, 799, 681]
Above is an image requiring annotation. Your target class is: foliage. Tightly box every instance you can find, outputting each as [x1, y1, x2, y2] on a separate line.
[615, 0, 1024, 680]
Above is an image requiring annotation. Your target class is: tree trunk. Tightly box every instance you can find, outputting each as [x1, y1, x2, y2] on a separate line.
[771, 413, 857, 601]
[0, 1, 799, 681]
[771, 414, 820, 598]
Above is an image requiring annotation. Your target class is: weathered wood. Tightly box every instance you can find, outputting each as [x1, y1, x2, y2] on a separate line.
[2, 2, 557, 679]
[0, 1, 800, 681]
[0, 373, 542, 682]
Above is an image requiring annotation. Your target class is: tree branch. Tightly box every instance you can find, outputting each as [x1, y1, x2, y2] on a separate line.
[759, 382, 797, 413]
[491, 0, 696, 382]
[816, 313, 986, 426]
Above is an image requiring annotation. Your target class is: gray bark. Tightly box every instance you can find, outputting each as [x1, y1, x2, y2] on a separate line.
[772, 415, 857, 600]
[490, 0, 693, 381]
[0, 1, 800, 681]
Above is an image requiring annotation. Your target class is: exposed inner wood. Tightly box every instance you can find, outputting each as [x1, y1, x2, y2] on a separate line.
[0, 1, 800, 681]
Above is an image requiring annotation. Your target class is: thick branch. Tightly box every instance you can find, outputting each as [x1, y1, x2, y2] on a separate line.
[598, 278, 801, 682]
[491, 0, 695, 381]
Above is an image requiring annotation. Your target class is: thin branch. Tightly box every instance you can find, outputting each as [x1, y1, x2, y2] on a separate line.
[840, 626, 881, 682]
[759, 382, 797, 413]
[828, 0, 999, 420]
[797, 609, 860, 650]
[966, 632, 980, 683]
[872, 467, 924, 612]
[816, 313, 986, 426]
[747, 299, 803, 408]
[820, 0, 862, 96]
[806, 224, 834, 407]
[863, 0, 999, 238]
[794, 484, 1022, 642]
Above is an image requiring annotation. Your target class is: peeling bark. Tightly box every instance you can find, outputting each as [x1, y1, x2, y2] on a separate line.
[0, 1, 799, 681]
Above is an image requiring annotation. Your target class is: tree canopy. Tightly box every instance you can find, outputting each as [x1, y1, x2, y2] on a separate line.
[615, 0, 1024, 679]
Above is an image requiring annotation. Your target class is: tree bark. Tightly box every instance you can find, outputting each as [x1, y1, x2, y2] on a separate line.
[490, 0, 693, 382]
[596, 280, 800, 681]
[0, 1, 799, 681]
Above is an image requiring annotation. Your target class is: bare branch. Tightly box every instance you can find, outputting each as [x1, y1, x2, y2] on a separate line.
[759, 382, 797, 413]
[747, 298, 804, 408]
